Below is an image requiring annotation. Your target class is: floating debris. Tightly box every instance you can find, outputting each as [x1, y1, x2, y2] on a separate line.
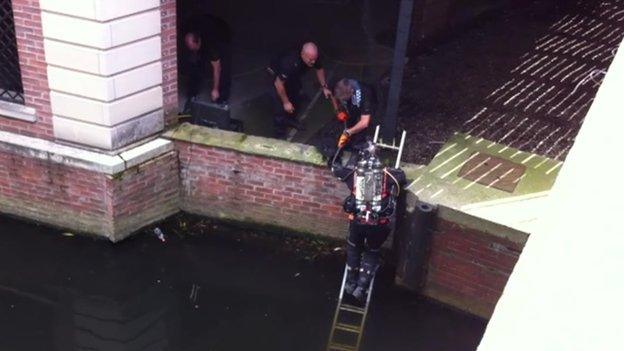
[61, 232, 75, 237]
[189, 284, 201, 304]
[154, 227, 166, 243]
[332, 247, 343, 252]
[294, 272, 301, 278]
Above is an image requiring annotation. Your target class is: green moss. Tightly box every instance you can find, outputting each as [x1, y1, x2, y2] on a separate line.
[110, 172, 124, 181]
[163, 123, 326, 166]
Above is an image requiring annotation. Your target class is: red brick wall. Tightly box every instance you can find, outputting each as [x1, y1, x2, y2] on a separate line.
[108, 152, 180, 238]
[0, 150, 109, 233]
[423, 218, 525, 317]
[176, 141, 349, 237]
[0, 147, 180, 241]
[160, 0, 178, 125]
[0, 0, 53, 139]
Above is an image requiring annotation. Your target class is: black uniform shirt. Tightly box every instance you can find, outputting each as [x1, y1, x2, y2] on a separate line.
[343, 81, 374, 128]
[341, 80, 376, 145]
[269, 48, 323, 83]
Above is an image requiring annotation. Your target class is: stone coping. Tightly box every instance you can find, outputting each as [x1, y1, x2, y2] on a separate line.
[0, 130, 172, 175]
[163, 123, 327, 166]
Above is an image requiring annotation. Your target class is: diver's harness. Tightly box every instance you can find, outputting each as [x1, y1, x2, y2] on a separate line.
[341, 143, 402, 226]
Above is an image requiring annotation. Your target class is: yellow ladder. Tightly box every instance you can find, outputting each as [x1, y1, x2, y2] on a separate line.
[326, 266, 376, 351]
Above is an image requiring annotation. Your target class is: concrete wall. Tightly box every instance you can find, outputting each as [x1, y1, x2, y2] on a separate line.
[0, 0, 178, 150]
[40, 0, 165, 150]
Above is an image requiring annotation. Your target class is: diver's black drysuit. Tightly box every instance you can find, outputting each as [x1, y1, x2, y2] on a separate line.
[332, 146, 406, 299]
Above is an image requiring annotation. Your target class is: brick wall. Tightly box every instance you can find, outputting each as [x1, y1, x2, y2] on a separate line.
[176, 141, 349, 238]
[422, 218, 526, 318]
[160, 0, 179, 125]
[0, 0, 53, 139]
[0, 150, 110, 233]
[109, 152, 180, 240]
[0, 148, 180, 241]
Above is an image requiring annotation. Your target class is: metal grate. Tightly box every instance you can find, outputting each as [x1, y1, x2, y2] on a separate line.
[458, 152, 526, 193]
[0, 0, 24, 104]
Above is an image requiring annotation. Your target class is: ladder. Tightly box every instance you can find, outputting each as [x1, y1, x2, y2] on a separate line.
[326, 266, 376, 351]
[372, 125, 407, 169]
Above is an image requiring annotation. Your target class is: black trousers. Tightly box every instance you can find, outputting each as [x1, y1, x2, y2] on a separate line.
[346, 221, 391, 274]
[269, 78, 302, 137]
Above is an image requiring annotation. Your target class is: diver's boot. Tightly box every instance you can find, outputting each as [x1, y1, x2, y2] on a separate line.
[352, 262, 378, 301]
[344, 265, 359, 295]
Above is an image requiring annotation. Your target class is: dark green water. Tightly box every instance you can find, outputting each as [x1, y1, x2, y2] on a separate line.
[0, 215, 485, 350]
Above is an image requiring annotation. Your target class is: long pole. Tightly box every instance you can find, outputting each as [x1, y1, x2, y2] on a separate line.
[382, 0, 415, 141]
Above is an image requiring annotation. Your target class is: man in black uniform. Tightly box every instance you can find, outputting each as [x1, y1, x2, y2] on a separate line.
[333, 78, 376, 151]
[268, 42, 332, 139]
[181, 13, 231, 113]
[333, 142, 406, 300]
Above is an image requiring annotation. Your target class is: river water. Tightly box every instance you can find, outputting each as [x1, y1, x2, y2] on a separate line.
[0, 215, 485, 350]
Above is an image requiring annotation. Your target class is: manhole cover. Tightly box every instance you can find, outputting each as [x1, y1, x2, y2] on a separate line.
[458, 152, 526, 193]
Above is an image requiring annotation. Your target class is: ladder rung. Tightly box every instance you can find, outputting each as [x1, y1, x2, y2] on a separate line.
[328, 342, 356, 351]
[335, 322, 361, 333]
[339, 304, 365, 314]
[376, 143, 400, 150]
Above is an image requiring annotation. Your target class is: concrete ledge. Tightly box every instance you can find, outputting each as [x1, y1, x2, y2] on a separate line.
[164, 123, 327, 166]
[0, 130, 172, 175]
[0, 101, 37, 122]
[119, 137, 174, 169]
[438, 205, 529, 246]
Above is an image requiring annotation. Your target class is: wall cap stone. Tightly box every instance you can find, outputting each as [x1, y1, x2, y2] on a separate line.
[0, 130, 172, 175]
[437, 205, 529, 246]
[163, 123, 326, 166]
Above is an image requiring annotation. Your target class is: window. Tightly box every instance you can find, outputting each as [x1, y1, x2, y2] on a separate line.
[0, 0, 24, 104]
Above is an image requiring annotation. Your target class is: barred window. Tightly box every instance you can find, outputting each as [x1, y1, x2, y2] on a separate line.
[0, 0, 24, 104]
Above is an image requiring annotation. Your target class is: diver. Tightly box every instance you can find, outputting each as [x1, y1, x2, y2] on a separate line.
[332, 141, 406, 300]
